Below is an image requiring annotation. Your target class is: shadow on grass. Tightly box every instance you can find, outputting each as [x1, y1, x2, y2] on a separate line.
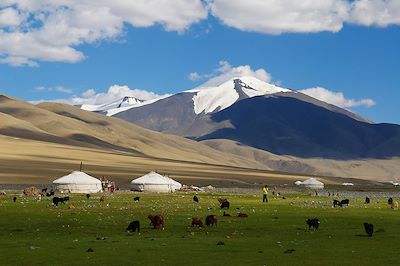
[355, 234, 370, 237]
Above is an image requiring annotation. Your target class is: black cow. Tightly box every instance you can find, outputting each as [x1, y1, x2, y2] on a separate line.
[306, 218, 320, 230]
[333, 200, 341, 208]
[365, 197, 370, 204]
[126, 220, 140, 232]
[388, 198, 393, 205]
[364, 223, 374, 237]
[340, 199, 350, 207]
[12, 196, 17, 202]
[133, 197, 140, 202]
[220, 201, 230, 209]
[86, 194, 90, 199]
[193, 195, 199, 203]
[52, 197, 65, 206]
[63, 196, 70, 202]
[46, 190, 55, 197]
[42, 188, 48, 193]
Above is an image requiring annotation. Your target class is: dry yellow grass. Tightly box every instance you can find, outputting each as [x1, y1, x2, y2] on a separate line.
[0, 94, 391, 186]
[203, 139, 400, 182]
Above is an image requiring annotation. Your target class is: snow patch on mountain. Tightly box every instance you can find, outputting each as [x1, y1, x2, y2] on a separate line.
[81, 95, 169, 116]
[192, 76, 291, 114]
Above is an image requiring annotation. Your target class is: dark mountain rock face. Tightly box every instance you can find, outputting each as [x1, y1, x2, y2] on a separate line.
[197, 95, 400, 159]
[112, 80, 400, 160]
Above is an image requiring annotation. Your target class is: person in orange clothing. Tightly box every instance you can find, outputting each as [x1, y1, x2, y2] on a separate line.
[262, 185, 269, 202]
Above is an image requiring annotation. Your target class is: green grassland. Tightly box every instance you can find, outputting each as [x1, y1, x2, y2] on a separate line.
[0, 192, 399, 266]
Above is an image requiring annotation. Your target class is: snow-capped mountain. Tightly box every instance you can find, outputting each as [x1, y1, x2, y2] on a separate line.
[80, 96, 168, 116]
[189, 76, 291, 114]
[80, 76, 400, 160]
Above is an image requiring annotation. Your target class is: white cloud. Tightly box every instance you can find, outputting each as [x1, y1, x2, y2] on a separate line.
[209, 0, 350, 34]
[208, 0, 400, 34]
[300, 87, 376, 108]
[2, 1, 400, 67]
[0, 6, 24, 27]
[32, 84, 167, 105]
[349, 0, 400, 27]
[0, 1, 208, 66]
[193, 60, 272, 87]
[188, 72, 202, 81]
[35, 86, 73, 94]
[0, 56, 38, 67]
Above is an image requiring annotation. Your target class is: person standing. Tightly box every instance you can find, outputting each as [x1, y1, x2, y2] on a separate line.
[262, 185, 269, 202]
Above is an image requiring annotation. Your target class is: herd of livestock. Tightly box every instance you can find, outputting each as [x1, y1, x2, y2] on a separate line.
[10, 187, 399, 239]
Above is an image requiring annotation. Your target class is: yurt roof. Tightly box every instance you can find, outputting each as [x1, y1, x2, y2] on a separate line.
[294, 180, 303, 185]
[301, 178, 324, 185]
[342, 182, 354, 186]
[53, 171, 101, 185]
[131, 171, 180, 185]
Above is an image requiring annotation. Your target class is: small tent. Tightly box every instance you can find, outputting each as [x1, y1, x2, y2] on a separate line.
[294, 181, 303, 186]
[300, 178, 324, 189]
[130, 171, 182, 192]
[53, 171, 103, 193]
[342, 182, 354, 186]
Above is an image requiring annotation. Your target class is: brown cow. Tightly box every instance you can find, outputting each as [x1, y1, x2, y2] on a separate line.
[205, 215, 218, 227]
[218, 198, 228, 204]
[237, 212, 248, 218]
[148, 215, 164, 229]
[100, 195, 105, 203]
[191, 217, 203, 227]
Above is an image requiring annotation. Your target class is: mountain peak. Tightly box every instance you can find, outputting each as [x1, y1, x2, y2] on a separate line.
[81, 96, 144, 114]
[192, 76, 291, 114]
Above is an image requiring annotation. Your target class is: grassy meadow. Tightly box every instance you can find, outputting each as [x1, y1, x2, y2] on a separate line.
[0, 192, 399, 266]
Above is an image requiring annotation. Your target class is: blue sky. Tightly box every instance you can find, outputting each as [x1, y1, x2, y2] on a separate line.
[0, 1, 399, 123]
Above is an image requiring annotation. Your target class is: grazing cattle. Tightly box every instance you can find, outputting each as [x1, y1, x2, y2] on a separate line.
[12, 196, 17, 202]
[365, 197, 370, 204]
[193, 196, 199, 203]
[391, 201, 398, 209]
[133, 197, 140, 202]
[46, 191, 55, 197]
[205, 215, 218, 227]
[237, 212, 248, 218]
[220, 201, 230, 209]
[86, 194, 90, 199]
[363, 223, 374, 237]
[148, 215, 164, 229]
[191, 217, 203, 227]
[127, 220, 140, 232]
[333, 200, 341, 208]
[340, 199, 350, 207]
[42, 188, 48, 193]
[100, 195, 105, 203]
[63, 196, 70, 202]
[306, 218, 320, 230]
[52, 197, 64, 206]
[388, 198, 393, 205]
[218, 198, 228, 204]
[223, 212, 231, 217]
[68, 204, 75, 209]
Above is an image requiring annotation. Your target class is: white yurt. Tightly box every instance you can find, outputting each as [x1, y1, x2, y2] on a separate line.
[294, 180, 303, 186]
[53, 171, 103, 193]
[300, 178, 324, 189]
[342, 182, 354, 186]
[130, 171, 182, 192]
